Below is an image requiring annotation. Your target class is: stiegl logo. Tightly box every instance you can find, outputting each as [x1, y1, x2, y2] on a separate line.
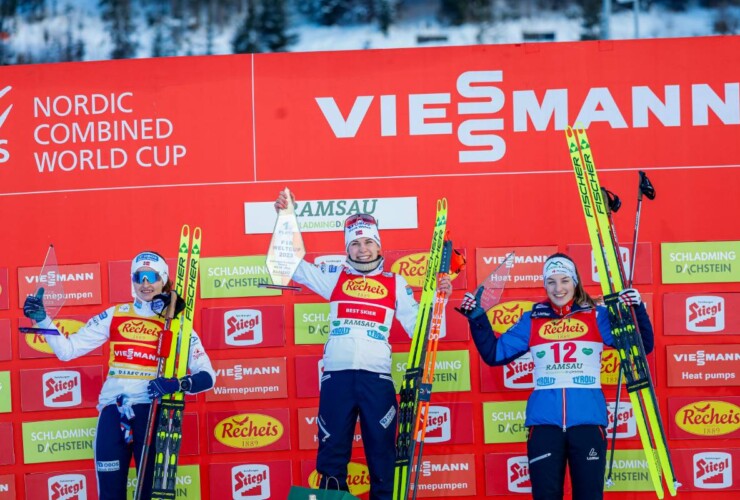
[504, 352, 534, 389]
[231, 464, 270, 499]
[43, 370, 82, 408]
[48, 473, 87, 500]
[423, 406, 451, 443]
[693, 452, 732, 489]
[0, 85, 12, 164]
[224, 309, 263, 346]
[507, 456, 531, 493]
[606, 402, 637, 438]
[686, 296, 725, 332]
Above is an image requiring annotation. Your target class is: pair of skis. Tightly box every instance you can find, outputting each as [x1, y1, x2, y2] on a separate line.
[393, 199, 451, 500]
[565, 126, 678, 498]
[135, 225, 202, 500]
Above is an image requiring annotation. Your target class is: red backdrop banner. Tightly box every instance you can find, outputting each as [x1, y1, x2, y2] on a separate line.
[1, 36, 739, 498]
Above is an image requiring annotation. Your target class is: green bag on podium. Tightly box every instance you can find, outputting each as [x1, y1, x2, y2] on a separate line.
[287, 486, 359, 499]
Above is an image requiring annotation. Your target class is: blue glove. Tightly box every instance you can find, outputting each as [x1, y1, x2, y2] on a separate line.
[23, 288, 47, 322]
[456, 286, 485, 318]
[147, 377, 180, 400]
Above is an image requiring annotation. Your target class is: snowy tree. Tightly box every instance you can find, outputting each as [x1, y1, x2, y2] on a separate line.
[0, 0, 17, 65]
[99, 0, 138, 59]
[233, 0, 296, 53]
[260, 0, 297, 52]
[232, 0, 260, 53]
[577, 0, 602, 40]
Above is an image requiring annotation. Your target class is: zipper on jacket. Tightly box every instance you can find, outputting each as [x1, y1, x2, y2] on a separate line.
[562, 388, 566, 432]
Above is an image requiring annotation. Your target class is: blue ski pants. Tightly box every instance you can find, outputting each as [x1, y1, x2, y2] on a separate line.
[95, 403, 158, 500]
[527, 424, 607, 500]
[317, 369, 398, 500]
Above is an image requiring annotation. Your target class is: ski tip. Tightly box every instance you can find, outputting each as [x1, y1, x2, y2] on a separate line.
[193, 227, 202, 239]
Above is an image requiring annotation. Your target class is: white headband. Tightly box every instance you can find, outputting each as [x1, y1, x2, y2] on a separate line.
[131, 252, 169, 300]
[542, 257, 578, 285]
[344, 217, 381, 253]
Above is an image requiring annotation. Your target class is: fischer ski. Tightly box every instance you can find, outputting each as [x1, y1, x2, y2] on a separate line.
[135, 225, 202, 500]
[393, 199, 448, 500]
[566, 126, 678, 498]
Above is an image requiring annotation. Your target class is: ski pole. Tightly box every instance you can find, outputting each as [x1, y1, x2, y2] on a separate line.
[134, 292, 177, 500]
[601, 187, 624, 487]
[628, 171, 656, 286]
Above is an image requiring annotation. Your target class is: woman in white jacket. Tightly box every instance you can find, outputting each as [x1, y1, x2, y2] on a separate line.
[23, 251, 216, 500]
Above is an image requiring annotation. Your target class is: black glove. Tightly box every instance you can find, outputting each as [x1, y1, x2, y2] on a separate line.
[455, 286, 485, 318]
[151, 292, 186, 318]
[23, 288, 47, 322]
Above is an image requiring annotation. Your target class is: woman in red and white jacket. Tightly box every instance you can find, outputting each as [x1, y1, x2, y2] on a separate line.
[459, 253, 653, 500]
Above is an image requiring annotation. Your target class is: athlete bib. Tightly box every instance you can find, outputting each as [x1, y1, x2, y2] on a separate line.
[529, 310, 603, 390]
[107, 304, 164, 379]
[329, 271, 397, 342]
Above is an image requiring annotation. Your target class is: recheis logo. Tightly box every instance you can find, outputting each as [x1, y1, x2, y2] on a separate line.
[231, 464, 270, 499]
[43, 370, 81, 408]
[214, 413, 284, 449]
[675, 400, 740, 436]
[487, 300, 534, 335]
[507, 456, 531, 493]
[224, 309, 263, 346]
[504, 352, 534, 389]
[600, 349, 621, 386]
[0, 85, 12, 165]
[686, 296, 725, 332]
[342, 278, 388, 300]
[48, 473, 87, 500]
[693, 451, 732, 489]
[309, 462, 370, 496]
[25, 319, 85, 354]
[117, 319, 160, 342]
[424, 406, 451, 443]
[391, 253, 427, 287]
[607, 402, 636, 438]
[537, 318, 587, 340]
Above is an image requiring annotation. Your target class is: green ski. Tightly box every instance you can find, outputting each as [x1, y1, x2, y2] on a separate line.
[151, 225, 201, 500]
[393, 199, 448, 500]
[566, 125, 678, 498]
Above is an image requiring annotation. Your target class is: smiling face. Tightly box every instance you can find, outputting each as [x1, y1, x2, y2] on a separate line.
[347, 237, 381, 262]
[132, 266, 165, 302]
[545, 273, 576, 308]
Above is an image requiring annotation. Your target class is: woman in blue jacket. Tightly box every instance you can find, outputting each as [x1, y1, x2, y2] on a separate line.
[459, 253, 653, 500]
